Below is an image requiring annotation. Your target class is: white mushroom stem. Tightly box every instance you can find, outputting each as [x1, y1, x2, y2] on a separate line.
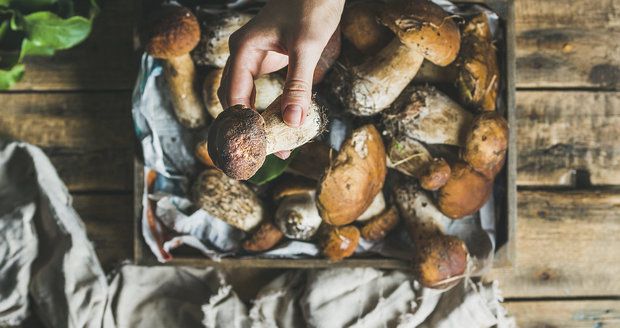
[356, 192, 386, 222]
[275, 190, 323, 240]
[165, 55, 206, 128]
[394, 184, 452, 234]
[263, 97, 324, 154]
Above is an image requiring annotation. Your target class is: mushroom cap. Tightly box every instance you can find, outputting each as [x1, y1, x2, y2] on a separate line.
[420, 158, 451, 191]
[314, 27, 342, 84]
[386, 137, 432, 177]
[193, 168, 263, 231]
[242, 222, 284, 253]
[360, 206, 399, 241]
[195, 140, 216, 168]
[192, 11, 253, 67]
[144, 5, 200, 59]
[207, 105, 267, 180]
[317, 125, 387, 226]
[437, 162, 492, 219]
[463, 112, 509, 179]
[272, 176, 317, 201]
[341, 0, 392, 56]
[322, 225, 361, 261]
[380, 0, 460, 66]
[415, 234, 468, 288]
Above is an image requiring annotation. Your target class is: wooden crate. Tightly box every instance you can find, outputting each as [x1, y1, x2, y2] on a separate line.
[134, 0, 517, 269]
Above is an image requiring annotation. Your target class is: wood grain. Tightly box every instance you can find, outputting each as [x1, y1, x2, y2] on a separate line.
[504, 300, 620, 328]
[0, 92, 133, 191]
[515, 0, 620, 89]
[12, 0, 136, 91]
[487, 190, 620, 298]
[73, 194, 133, 271]
[516, 91, 620, 186]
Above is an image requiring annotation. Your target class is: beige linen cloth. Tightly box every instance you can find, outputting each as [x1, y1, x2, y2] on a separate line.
[0, 141, 515, 328]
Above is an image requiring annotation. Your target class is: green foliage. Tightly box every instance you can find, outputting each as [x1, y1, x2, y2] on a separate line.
[248, 150, 299, 185]
[0, 0, 98, 89]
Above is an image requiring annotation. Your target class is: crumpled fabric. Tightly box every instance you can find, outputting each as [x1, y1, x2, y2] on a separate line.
[0, 141, 515, 328]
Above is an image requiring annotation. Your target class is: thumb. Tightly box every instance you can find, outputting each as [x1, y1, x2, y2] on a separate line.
[281, 46, 320, 127]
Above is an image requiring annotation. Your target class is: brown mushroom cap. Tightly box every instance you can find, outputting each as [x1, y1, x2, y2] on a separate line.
[314, 27, 342, 84]
[415, 234, 468, 288]
[341, 0, 392, 56]
[380, 0, 460, 66]
[195, 140, 216, 168]
[437, 162, 493, 219]
[463, 112, 509, 179]
[360, 206, 399, 241]
[317, 125, 387, 226]
[420, 158, 451, 191]
[322, 225, 361, 261]
[207, 105, 267, 180]
[144, 5, 200, 59]
[242, 222, 284, 253]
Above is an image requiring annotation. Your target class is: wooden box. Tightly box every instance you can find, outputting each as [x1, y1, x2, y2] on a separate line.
[134, 0, 517, 269]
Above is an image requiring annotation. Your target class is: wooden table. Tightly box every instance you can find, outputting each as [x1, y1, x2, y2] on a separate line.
[1, 0, 618, 325]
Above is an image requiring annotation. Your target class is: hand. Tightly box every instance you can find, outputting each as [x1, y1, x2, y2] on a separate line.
[218, 0, 345, 159]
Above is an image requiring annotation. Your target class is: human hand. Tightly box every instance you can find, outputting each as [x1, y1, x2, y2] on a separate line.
[217, 0, 345, 159]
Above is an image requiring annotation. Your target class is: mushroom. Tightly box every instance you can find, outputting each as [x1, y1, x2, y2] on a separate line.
[437, 161, 493, 219]
[360, 206, 399, 241]
[316, 125, 387, 226]
[355, 192, 386, 222]
[420, 158, 451, 191]
[386, 137, 432, 177]
[192, 168, 263, 231]
[340, 0, 392, 58]
[273, 181, 323, 241]
[207, 96, 325, 180]
[192, 11, 253, 67]
[313, 27, 342, 84]
[321, 225, 360, 261]
[195, 140, 216, 168]
[394, 182, 469, 289]
[287, 141, 332, 181]
[329, 0, 460, 116]
[463, 112, 509, 179]
[242, 221, 284, 252]
[203, 68, 285, 119]
[383, 85, 473, 146]
[144, 5, 206, 129]
[457, 13, 499, 112]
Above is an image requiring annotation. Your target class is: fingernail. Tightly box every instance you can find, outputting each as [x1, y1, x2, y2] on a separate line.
[283, 105, 303, 127]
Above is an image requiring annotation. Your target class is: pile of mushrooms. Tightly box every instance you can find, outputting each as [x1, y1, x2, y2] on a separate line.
[145, 1, 508, 290]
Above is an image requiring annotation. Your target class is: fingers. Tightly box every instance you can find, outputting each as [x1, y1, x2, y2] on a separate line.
[281, 43, 322, 127]
[273, 150, 291, 160]
[218, 45, 260, 109]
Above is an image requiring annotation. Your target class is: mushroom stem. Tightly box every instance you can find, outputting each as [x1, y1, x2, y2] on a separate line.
[164, 54, 206, 128]
[208, 96, 325, 180]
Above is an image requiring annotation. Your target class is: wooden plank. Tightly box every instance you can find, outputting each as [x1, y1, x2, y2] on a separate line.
[487, 190, 620, 298]
[12, 0, 136, 91]
[515, 0, 620, 89]
[504, 300, 620, 328]
[0, 92, 133, 191]
[516, 91, 620, 186]
[73, 194, 133, 271]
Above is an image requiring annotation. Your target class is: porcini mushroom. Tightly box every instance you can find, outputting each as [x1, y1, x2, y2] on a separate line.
[330, 0, 460, 116]
[420, 158, 451, 191]
[383, 85, 473, 146]
[207, 96, 325, 180]
[192, 168, 263, 231]
[321, 225, 361, 261]
[273, 182, 323, 241]
[144, 5, 206, 128]
[394, 182, 469, 288]
[356, 192, 386, 222]
[341, 0, 392, 57]
[195, 140, 216, 168]
[386, 137, 432, 177]
[203, 68, 285, 119]
[192, 11, 253, 67]
[287, 141, 332, 181]
[437, 162, 493, 219]
[317, 125, 387, 226]
[457, 13, 499, 112]
[242, 221, 284, 252]
[313, 27, 342, 84]
[463, 112, 508, 179]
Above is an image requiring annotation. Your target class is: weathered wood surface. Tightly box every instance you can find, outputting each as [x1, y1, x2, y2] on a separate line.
[73, 194, 133, 271]
[516, 91, 620, 186]
[7, 0, 619, 91]
[0, 92, 133, 191]
[504, 299, 620, 328]
[487, 190, 620, 298]
[515, 0, 620, 89]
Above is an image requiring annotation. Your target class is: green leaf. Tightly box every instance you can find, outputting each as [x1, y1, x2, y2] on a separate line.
[248, 151, 298, 185]
[23, 11, 91, 50]
[0, 20, 8, 40]
[19, 37, 53, 59]
[0, 0, 10, 7]
[0, 63, 24, 89]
